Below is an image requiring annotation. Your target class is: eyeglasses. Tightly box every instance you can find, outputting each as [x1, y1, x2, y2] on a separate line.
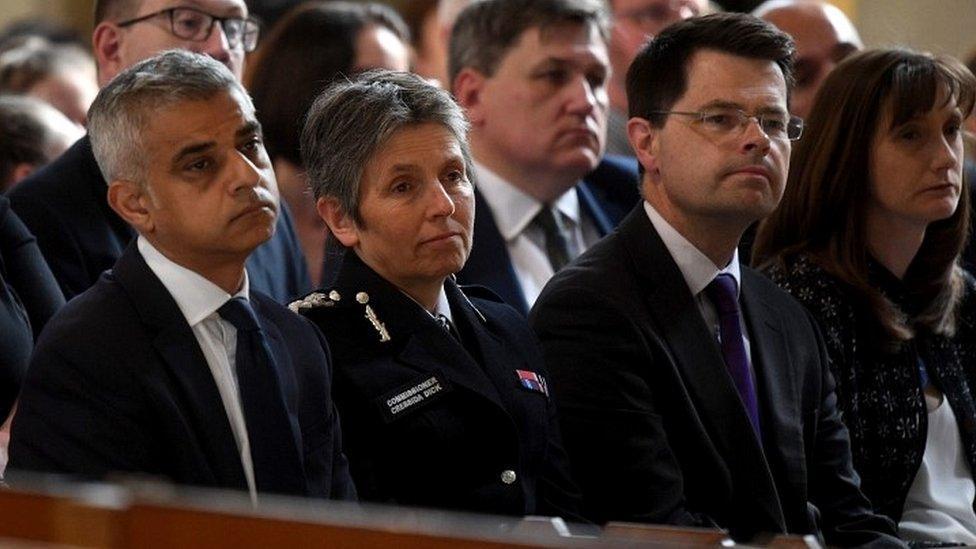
[117, 7, 260, 53]
[651, 108, 805, 141]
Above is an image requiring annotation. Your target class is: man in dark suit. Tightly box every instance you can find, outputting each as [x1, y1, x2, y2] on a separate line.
[8, 51, 355, 502]
[7, 0, 309, 302]
[449, 0, 640, 314]
[530, 13, 902, 546]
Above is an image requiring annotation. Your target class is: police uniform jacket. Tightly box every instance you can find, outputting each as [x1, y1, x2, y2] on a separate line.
[293, 250, 584, 520]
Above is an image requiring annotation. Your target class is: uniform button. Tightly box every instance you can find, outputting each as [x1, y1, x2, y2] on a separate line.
[500, 470, 517, 484]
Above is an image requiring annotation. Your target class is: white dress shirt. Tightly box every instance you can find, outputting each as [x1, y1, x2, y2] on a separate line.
[899, 391, 976, 544]
[138, 236, 258, 505]
[643, 201, 755, 377]
[474, 162, 600, 307]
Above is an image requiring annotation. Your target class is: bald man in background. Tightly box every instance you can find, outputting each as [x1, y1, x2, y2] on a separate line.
[753, 0, 862, 120]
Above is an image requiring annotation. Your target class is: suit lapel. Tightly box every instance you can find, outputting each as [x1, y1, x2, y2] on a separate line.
[251, 298, 306, 469]
[577, 181, 615, 236]
[740, 271, 804, 507]
[112, 243, 247, 489]
[458, 189, 529, 314]
[336, 253, 506, 410]
[617, 208, 786, 531]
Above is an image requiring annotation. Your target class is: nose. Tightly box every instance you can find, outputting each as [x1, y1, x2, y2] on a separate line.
[738, 116, 772, 155]
[199, 19, 233, 67]
[565, 75, 600, 117]
[933, 132, 961, 173]
[428, 181, 456, 219]
[227, 150, 263, 195]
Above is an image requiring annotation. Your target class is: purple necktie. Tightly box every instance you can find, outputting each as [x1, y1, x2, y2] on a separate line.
[705, 274, 761, 438]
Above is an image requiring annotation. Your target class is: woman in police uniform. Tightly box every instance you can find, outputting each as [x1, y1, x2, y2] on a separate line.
[292, 70, 583, 521]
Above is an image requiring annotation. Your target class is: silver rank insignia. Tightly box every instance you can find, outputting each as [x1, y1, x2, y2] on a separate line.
[287, 290, 340, 313]
[357, 292, 391, 342]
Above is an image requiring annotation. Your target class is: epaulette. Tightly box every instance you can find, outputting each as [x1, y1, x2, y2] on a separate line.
[288, 290, 344, 314]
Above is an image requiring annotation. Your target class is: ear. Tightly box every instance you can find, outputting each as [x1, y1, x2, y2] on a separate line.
[107, 180, 155, 234]
[628, 116, 662, 183]
[452, 68, 488, 125]
[92, 22, 125, 86]
[316, 196, 359, 248]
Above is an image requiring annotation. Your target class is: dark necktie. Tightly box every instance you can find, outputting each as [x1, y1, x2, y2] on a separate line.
[218, 297, 305, 495]
[533, 207, 574, 272]
[435, 313, 461, 342]
[705, 274, 761, 438]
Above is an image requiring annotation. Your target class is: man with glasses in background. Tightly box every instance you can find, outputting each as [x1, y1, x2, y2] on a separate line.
[529, 13, 902, 546]
[7, 0, 311, 303]
[604, 0, 707, 156]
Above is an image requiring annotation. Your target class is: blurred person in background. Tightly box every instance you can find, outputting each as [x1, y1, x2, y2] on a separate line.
[604, 0, 707, 157]
[246, 1, 409, 286]
[0, 95, 82, 192]
[0, 39, 97, 127]
[755, 48, 976, 545]
[450, 0, 640, 315]
[400, 0, 471, 88]
[7, 0, 310, 303]
[753, 0, 862, 120]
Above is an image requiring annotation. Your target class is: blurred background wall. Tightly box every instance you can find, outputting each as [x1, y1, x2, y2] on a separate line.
[0, 0, 973, 59]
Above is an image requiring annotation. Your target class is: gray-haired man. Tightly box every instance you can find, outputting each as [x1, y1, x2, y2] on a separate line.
[8, 51, 356, 503]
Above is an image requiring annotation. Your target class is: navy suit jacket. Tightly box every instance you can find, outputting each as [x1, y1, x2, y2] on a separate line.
[457, 155, 639, 314]
[8, 242, 355, 500]
[529, 207, 901, 546]
[8, 136, 311, 303]
[294, 251, 583, 520]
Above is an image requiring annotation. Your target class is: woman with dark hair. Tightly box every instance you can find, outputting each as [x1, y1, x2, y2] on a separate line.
[754, 48, 976, 544]
[245, 1, 410, 285]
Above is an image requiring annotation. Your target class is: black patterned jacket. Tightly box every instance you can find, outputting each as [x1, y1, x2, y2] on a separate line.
[764, 255, 976, 522]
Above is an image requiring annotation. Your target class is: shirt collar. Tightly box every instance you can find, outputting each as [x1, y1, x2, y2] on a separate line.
[137, 236, 249, 327]
[642, 201, 741, 297]
[473, 161, 581, 241]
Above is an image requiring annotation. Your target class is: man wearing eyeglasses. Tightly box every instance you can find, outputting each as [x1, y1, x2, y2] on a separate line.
[7, 0, 311, 304]
[604, 0, 706, 157]
[530, 13, 903, 546]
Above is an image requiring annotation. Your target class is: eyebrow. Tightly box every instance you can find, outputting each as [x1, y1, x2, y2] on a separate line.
[172, 140, 215, 165]
[698, 100, 787, 116]
[236, 120, 262, 139]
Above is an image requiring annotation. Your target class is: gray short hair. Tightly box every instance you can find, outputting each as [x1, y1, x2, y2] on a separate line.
[448, 0, 609, 85]
[87, 50, 249, 183]
[301, 69, 472, 225]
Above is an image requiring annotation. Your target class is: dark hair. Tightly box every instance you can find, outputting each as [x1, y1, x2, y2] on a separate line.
[0, 95, 57, 188]
[626, 12, 795, 126]
[94, 0, 138, 25]
[753, 48, 976, 345]
[0, 40, 93, 94]
[397, 0, 440, 52]
[245, 1, 409, 167]
[448, 0, 608, 86]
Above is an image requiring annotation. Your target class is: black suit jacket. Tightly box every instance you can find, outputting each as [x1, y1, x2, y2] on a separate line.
[457, 155, 640, 315]
[8, 136, 310, 303]
[8, 242, 355, 500]
[529, 207, 901, 546]
[294, 251, 583, 520]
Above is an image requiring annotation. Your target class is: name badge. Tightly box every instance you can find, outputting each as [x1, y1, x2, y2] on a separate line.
[377, 373, 451, 423]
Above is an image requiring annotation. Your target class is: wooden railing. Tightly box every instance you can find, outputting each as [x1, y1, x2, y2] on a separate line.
[0, 476, 820, 548]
